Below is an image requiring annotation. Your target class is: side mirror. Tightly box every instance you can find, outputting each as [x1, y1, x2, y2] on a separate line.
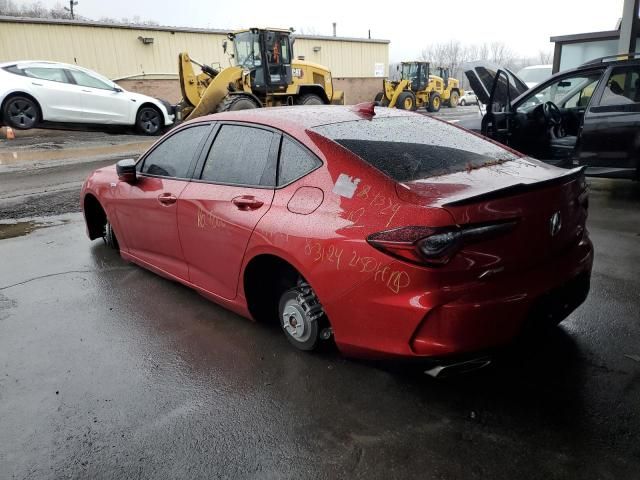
[113, 86, 123, 93]
[222, 40, 227, 54]
[116, 158, 137, 183]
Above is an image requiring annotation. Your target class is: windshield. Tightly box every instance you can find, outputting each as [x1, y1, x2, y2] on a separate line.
[234, 31, 261, 69]
[401, 63, 418, 81]
[312, 116, 518, 182]
[517, 66, 552, 84]
[516, 71, 603, 113]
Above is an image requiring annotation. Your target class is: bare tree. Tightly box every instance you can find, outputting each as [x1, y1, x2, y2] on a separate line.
[538, 49, 553, 64]
[0, 0, 158, 24]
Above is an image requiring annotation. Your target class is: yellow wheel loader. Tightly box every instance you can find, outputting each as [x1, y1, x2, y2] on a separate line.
[374, 61, 463, 112]
[177, 28, 344, 121]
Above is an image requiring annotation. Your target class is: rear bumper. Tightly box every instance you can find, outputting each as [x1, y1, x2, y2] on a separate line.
[332, 236, 593, 360]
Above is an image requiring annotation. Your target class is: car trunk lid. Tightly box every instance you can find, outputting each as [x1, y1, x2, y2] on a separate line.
[396, 160, 589, 272]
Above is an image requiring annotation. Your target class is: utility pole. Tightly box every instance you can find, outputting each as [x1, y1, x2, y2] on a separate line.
[64, 0, 78, 19]
[619, 0, 639, 54]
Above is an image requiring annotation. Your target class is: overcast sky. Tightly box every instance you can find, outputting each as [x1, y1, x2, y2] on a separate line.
[36, 0, 624, 61]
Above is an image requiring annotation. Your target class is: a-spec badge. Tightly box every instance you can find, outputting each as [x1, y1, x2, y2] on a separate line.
[550, 211, 562, 237]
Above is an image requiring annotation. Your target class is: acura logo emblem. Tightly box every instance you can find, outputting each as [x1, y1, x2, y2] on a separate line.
[550, 211, 562, 236]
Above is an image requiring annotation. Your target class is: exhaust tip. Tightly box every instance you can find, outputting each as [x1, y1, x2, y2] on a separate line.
[424, 357, 492, 378]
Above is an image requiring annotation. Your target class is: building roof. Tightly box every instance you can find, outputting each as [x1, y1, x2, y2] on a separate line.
[0, 16, 390, 44]
[550, 30, 620, 44]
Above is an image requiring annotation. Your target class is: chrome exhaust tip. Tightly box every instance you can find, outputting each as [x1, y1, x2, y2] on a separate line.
[424, 357, 492, 378]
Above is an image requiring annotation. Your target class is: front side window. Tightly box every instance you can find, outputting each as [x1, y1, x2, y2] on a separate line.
[201, 125, 275, 186]
[23, 67, 69, 83]
[264, 31, 290, 65]
[141, 125, 210, 178]
[599, 66, 640, 107]
[517, 71, 603, 112]
[69, 69, 114, 90]
[278, 137, 321, 186]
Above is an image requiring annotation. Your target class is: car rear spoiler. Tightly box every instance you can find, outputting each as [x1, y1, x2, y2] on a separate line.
[442, 166, 586, 207]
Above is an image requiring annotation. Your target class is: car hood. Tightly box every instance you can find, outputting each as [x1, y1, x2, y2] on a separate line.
[462, 61, 529, 109]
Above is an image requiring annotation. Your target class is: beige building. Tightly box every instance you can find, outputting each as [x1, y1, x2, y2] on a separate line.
[0, 16, 389, 104]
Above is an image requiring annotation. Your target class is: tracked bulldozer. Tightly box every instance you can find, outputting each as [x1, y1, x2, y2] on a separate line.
[177, 28, 344, 121]
[375, 61, 463, 112]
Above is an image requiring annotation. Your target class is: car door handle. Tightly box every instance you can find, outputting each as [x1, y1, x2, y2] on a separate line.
[31, 82, 43, 86]
[232, 196, 264, 210]
[157, 193, 177, 206]
[81, 89, 92, 93]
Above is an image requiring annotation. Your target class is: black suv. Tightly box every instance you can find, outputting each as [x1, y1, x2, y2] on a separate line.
[462, 54, 640, 180]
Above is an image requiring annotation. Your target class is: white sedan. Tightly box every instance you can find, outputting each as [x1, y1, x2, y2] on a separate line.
[0, 61, 174, 135]
[458, 90, 478, 106]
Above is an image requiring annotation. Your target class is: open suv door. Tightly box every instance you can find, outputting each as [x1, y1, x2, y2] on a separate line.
[464, 56, 640, 179]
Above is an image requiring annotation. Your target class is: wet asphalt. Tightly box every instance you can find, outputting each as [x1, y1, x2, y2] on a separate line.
[0, 116, 639, 479]
[0, 178, 638, 479]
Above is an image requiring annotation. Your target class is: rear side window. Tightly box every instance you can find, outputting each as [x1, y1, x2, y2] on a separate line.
[141, 125, 210, 178]
[23, 67, 68, 83]
[599, 66, 640, 107]
[277, 137, 321, 186]
[312, 116, 518, 182]
[201, 125, 275, 186]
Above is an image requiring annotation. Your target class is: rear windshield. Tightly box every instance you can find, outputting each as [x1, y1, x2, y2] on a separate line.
[312, 116, 518, 182]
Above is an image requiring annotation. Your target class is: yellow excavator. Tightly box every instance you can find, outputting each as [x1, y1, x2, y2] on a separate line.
[375, 61, 463, 112]
[177, 28, 344, 121]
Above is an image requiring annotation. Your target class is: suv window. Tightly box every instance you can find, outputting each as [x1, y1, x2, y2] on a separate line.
[201, 125, 275, 186]
[69, 69, 114, 90]
[278, 137, 321, 186]
[23, 67, 69, 83]
[599, 66, 640, 106]
[517, 71, 603, 112]
[141, 125, 210, 178]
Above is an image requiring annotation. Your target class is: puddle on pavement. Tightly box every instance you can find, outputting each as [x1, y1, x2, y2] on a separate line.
[0, 141, 152, 165]
[0, 219, 70, 240]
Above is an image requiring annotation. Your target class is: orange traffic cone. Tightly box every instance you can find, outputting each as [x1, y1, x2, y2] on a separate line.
[5, 127, 15, 140]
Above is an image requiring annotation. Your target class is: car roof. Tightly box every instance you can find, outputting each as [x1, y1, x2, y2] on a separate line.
[190, 105, 417, 135]
[0, 60, 80, 70]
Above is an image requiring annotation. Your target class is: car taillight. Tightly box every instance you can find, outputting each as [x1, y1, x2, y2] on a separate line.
[367, 221, 517, 267]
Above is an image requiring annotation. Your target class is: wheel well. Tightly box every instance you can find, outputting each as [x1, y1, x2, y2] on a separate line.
[1, 92, 43, 121]
[297, 86, 330, 104]
[83, 194, 107, 240]
[243, 254, 303, 324]
[137, 102, 162, 121]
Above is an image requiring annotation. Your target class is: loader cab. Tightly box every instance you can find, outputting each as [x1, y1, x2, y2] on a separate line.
[401, 62, 429, 91]
[230, 28, 293, 94]
[436, 67, 450, 88]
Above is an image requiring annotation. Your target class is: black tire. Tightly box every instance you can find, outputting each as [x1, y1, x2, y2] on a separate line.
[296, 93, 325, 105]
[427, 92, 442, 112]
[136, 106, 162, 135]
[3, 95, 40, 129]
[396, 91, 416, 111]
[459, 99, 466, 106]
[216, 95, 260, 112]
[449, 91, 459, 108]
[278, 283, 325, 351]
[103, 220, 119, 251]
[374, 91, 389, 107]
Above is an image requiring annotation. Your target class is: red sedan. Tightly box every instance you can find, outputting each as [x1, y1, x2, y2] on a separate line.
[81, 104, 593, 363]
